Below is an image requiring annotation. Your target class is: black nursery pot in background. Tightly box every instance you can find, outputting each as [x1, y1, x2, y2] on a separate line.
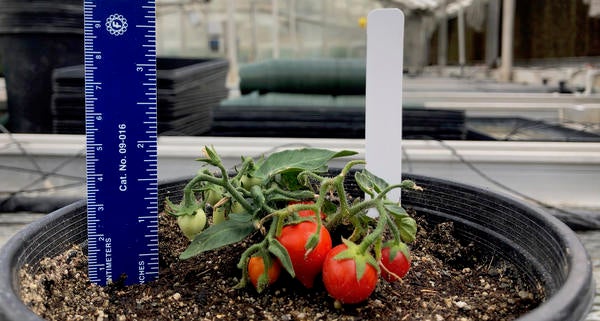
[0, 174, 595, 321]
[0, 0, 83, 133]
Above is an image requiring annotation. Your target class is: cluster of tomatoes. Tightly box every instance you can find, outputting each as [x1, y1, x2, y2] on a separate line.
[247, 201, 411, 305]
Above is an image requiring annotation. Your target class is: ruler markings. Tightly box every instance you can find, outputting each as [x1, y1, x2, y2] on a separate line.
[85, 0, 158, 286]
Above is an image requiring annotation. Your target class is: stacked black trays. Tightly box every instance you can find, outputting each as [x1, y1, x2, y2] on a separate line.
[51, 57, 229, 135]
[212, 104, 466, 139]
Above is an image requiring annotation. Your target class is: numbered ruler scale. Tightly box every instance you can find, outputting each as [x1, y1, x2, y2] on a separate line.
[84, 0, 159, 286]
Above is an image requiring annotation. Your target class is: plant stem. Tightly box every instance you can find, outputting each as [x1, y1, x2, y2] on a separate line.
[357, 203, 388, 254]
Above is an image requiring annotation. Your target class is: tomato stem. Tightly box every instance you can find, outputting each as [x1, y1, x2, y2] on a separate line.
[357, 203, 388, 254]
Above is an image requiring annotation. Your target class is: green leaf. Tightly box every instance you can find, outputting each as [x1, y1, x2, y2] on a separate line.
[279, 171, 306, 191]
[268, 239, 295, 277]
[322, 199, 337, 216]
[397, 216, 417, 243]
[180, 218, 254, 259]
[254, 148, 357, 181]
[355, 169, 389, 198]
[228, 213, 253, 222]
[384, 202, 409, 218]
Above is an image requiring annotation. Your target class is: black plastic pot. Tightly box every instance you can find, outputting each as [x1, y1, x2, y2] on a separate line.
[0, 174, 594, 320]
[0, 0, 82, 133]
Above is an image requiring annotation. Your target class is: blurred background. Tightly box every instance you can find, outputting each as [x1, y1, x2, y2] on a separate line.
[1, 1, 600, 318]
[0, 0, 599, 216]
[0, 0, 600, 258]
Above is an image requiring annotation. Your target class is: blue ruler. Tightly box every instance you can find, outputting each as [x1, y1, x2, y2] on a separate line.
[84, 0, 159, 286]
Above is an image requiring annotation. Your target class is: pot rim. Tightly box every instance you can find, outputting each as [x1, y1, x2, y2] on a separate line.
[0, 174, 594, 321]
[403, 173, 595, 321]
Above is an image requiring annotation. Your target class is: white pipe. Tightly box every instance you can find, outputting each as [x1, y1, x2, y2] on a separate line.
[3, 135, 600, 207]
[272, 0, 279, 59]
[500, 0, 515, 82]
[485, 0, 500, 68]
[289, 0, 298, 57]
[321, 1, 327, 56]
[179, 5, 186, 54]
[226, 0, 239, 92]
[437, 0, 448, 72]
[250, 0, 258, 61]
[585, 69, 600, 95]
[457, 6, 466, 75]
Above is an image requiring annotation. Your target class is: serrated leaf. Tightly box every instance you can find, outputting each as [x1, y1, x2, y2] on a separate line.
[384, 203, 409, 218]
[354, 171, 371, 195]
[355, 169, 389, 197]
[268, 239, 295, 277]
[229, 213, 253, 222]
[254, 148, 357, 180]
[180, 218, 254, 259]
[397, 216, 417, 243]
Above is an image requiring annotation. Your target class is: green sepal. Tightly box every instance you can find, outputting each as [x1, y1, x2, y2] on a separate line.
[267, 238, 295, 277]
[400, 179, 422, 191]
[382, 241, 411, 262]
[256, 253, 274, 293]
[195, 145, 222, 166]
[164, 196, 200, 217]
[305, 232, 320, 252]
[334, 239, 380, 281]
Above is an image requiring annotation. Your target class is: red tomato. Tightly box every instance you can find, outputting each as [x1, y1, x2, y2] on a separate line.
[288, 200, 326, 219]
[247, 256, 281, 290]
[276, 221, 332, 288]
[380, 246, 411, 282]
[322, 244, 378, 304]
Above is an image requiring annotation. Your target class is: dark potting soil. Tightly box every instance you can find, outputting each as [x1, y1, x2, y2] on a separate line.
[19, 211, 543, 321]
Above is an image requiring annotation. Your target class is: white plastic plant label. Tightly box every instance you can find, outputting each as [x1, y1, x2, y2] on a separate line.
[365, 8, 404, 207]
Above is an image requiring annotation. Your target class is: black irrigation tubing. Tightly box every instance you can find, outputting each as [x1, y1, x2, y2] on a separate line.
[1, 126, 598, 230]
[500, 120, 577, 141]
[431, 138, 600, 231]
[0, 125, 46, 177]
[0, 164, 84, 181]
[0, 129, 86, 209]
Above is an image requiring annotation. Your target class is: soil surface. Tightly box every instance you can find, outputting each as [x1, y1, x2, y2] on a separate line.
[20, 211, 543, 321]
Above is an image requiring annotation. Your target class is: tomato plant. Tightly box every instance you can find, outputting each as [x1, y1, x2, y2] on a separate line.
[247, 255, 281, 292]
[322, 243, 378, 304]
[176, 209, 207, 240]
[288, 200, 326, 219]
[380, 244, 411, 282]
[276, 221, 332, 288]
[166, 146, 421, 303]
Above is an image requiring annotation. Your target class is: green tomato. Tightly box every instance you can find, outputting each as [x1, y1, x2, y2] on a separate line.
[240, 174, 262, 191]
[204, 187, 224, 206]
[177, 209, 207, 240]
[212, 207, 227, 225]
[230, 200, 246, 214]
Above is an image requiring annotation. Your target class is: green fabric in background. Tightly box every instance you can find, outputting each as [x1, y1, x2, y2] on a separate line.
[239, 58, 367, 96]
